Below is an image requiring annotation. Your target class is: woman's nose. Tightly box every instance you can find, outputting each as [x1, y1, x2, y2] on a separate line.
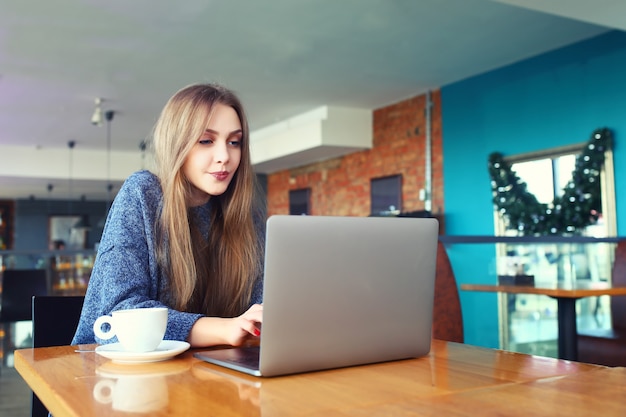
[214, 142, 230, 163]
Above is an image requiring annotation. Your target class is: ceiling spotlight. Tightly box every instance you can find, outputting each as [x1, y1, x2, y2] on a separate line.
[91, 97, 104, 126]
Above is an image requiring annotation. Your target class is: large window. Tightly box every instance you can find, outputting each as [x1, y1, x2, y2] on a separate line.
[494, 144, 616, 358]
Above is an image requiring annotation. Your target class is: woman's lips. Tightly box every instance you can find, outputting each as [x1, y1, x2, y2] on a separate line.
[211, 171, 229, 181]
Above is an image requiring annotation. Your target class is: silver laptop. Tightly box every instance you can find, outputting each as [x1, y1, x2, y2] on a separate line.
[194, 215, 439, 377]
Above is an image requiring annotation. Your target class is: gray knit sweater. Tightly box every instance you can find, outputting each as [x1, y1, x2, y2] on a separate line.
[71, 170, 264, 345]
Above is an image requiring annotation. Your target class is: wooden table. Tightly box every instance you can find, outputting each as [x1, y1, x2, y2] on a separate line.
[461, 281, 626, 361]
[15, 340, 625, 417]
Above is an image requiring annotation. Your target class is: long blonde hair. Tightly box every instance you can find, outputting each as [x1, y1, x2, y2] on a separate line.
[152, 83, 262, 317]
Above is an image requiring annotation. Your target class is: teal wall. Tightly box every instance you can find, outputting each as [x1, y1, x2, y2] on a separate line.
[441, 31, 626, 348]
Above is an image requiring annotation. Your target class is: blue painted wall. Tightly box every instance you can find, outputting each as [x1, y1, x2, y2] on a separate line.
[441, 31, 626, 348]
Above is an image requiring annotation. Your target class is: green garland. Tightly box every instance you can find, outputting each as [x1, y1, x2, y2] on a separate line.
[488, 128, 613, 236]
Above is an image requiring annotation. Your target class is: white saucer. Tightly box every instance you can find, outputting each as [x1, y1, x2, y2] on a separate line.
[95, 340, 190, 364]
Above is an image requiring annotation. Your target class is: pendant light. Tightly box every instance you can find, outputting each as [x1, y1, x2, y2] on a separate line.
[46, 183, 53, 215]
[139, 140, 147, 170]
[67, 140, 75, 216]
[97, 109, 115, 228]
[71, 141, 91, 231]
[91, 98, 104, 127]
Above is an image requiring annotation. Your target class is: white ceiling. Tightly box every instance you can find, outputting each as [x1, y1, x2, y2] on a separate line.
[0, 0, 624, 200]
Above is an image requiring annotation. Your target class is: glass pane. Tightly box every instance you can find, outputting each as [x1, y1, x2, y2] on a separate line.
[512, 159, 554, 203]
[554, 154, 576, 198]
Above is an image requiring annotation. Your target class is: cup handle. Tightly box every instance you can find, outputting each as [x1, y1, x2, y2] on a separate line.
[93, 379, 115, 404]
[93, 315, 115, 340]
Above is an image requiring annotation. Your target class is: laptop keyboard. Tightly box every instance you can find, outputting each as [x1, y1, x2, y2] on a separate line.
[226, 346, 260, 368]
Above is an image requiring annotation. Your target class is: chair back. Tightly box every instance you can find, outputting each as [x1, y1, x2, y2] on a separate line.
[432, 241, 464, 343]
[0, 269, 48, 323]
[31, 295, 84, 417]
[32, 295, 84, 347]
[611, 241, 626, 332]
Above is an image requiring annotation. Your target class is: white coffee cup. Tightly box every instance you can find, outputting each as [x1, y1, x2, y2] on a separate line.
[93, 307, 168, 352]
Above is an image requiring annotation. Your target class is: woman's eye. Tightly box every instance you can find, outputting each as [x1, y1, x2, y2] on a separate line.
[229, 134, 243, 147]
[199, 138, 213, 145]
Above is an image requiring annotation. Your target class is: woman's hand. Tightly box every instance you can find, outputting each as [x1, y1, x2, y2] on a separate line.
[226, 303, 263, 346]
[188, 304, 263, 347]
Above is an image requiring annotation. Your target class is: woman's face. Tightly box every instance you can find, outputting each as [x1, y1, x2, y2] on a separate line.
[182, 103, 242, 206]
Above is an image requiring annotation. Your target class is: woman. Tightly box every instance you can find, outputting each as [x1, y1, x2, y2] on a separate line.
[72, 83, 264, 347]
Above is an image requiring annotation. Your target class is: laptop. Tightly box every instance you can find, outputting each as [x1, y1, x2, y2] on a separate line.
[194, 215, 439, 377]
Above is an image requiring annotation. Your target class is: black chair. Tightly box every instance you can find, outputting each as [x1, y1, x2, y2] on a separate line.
[31, 295, 84, 417]
[0, 269, 48, 368]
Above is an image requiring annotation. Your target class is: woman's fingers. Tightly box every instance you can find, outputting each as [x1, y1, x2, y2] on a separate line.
[244, 307, 262, 337]
[248, 321, 261, 337]
[242, 304, 263, 323]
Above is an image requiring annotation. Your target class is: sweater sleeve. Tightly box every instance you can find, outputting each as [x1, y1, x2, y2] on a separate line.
[71, 171, 203, 345]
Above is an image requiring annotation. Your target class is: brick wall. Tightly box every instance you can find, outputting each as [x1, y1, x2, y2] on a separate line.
[266, 90, 443, 220]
